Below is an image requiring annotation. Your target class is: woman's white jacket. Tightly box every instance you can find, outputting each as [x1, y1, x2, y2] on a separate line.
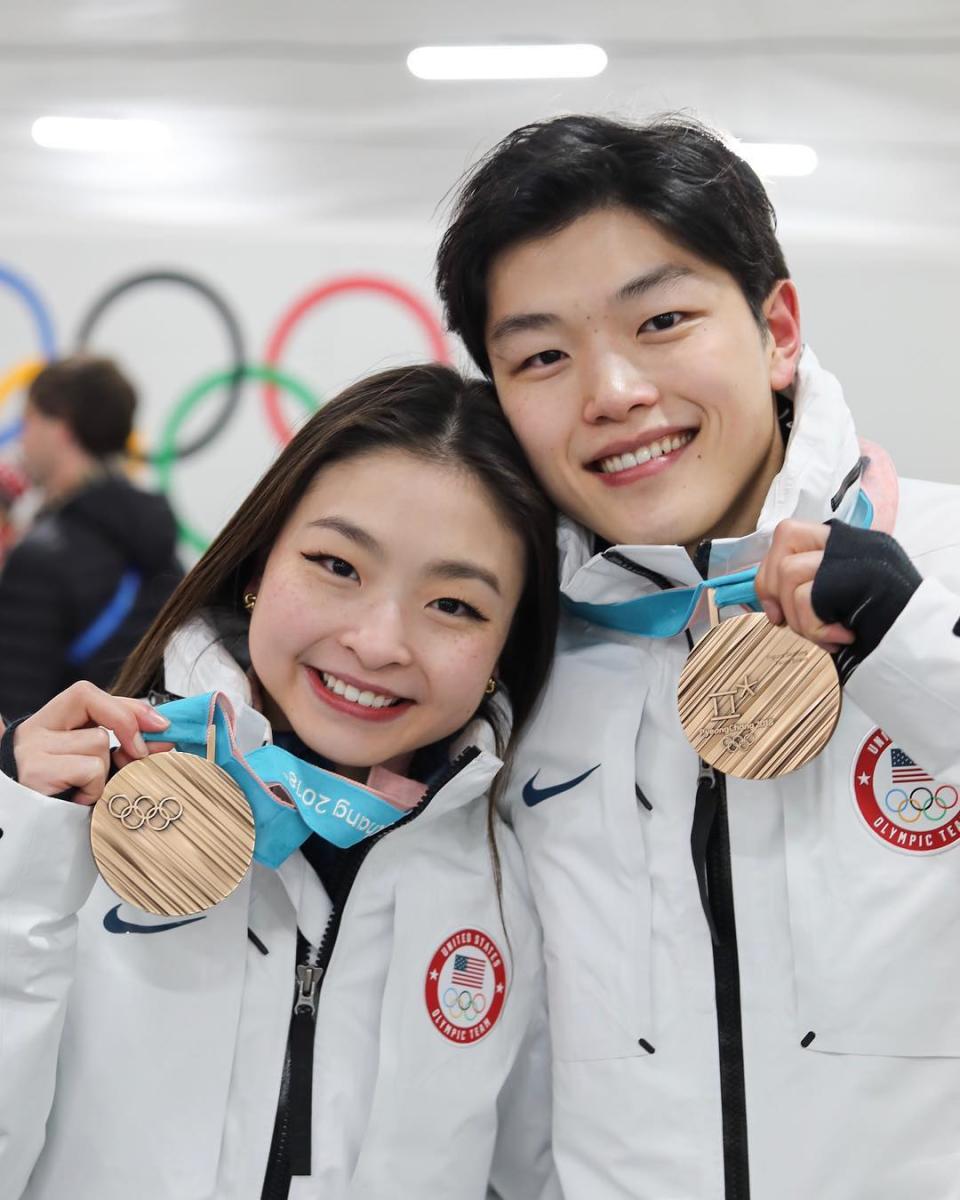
[0, 624, 559, 1200]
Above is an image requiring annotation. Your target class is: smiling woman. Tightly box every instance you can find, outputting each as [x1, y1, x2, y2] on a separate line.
[0, 363, 561, 1200]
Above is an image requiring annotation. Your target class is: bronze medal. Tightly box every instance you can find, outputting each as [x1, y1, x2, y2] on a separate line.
[91, 747, 255, 917]
[677, 591, 841, 780]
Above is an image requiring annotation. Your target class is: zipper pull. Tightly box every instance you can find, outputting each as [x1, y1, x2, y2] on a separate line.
[295, 963, 323, 1016]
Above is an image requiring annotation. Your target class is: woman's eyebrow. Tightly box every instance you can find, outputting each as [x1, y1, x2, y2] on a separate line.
[307, 516, 381, 556]
[426, 559, 501, 596]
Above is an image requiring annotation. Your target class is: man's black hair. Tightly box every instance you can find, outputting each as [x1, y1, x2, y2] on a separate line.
[436, 113, 790, 376]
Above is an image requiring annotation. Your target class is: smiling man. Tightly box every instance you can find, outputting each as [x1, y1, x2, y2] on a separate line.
[436, 114, 960, 1199]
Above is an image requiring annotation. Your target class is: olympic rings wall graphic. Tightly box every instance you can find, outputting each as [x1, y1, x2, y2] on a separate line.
[0, 262, 452, 549]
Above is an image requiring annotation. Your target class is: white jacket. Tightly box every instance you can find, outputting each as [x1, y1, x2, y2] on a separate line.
[0, 622, 560, 1200]
[505, 348, 960, 1200]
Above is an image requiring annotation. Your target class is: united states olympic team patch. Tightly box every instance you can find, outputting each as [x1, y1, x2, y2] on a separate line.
[853, 728, 960, 855]
[424, 928, 507, 1044]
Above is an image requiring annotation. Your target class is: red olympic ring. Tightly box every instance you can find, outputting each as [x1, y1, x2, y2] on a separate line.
[262, 274, 451, 443]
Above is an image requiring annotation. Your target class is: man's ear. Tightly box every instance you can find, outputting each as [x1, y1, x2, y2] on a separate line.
[763, 279, 802, 393]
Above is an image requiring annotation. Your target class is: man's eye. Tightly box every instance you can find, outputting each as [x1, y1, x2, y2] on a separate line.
[520, 348, 567, 371]
[304, 553, 359, 580]
[639, 311, 683, 333]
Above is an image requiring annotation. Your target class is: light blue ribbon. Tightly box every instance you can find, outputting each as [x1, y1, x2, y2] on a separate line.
[143, 692, 408, 868]
[564, 489, 874, 638]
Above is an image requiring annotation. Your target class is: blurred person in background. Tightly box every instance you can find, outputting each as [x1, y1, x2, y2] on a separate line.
[0, 356, 183, 720]
[0, 460, 28, 566]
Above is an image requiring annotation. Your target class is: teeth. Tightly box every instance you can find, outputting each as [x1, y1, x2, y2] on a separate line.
[320, 672, 399, 708]
[598, 431, 694, 474]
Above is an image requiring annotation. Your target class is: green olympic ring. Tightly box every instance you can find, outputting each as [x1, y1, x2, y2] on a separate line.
[155, 364, 320, 552]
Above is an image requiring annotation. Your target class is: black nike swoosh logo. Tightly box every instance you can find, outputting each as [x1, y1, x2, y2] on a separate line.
[103, 904, 206, 935]
[522, 764, 601, 807]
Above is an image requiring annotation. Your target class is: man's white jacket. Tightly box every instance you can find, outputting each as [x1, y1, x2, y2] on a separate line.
[0, 624, 559, 1200]
[505, 348, 960, 1200]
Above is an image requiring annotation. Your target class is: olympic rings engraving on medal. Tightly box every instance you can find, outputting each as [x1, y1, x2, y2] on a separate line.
[107, 793, 184, 832]
[75, 270, 247, 463]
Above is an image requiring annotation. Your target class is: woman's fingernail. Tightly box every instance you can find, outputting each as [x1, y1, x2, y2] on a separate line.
[145, 709, 170, 728]
[133, 733, 148, 757]
[761, 601, 779, 624]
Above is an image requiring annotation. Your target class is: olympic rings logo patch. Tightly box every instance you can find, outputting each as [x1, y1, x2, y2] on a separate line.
[852, 728, 960, 855]
[424, 928, 507, 1045]
[108, 792, 184, 832]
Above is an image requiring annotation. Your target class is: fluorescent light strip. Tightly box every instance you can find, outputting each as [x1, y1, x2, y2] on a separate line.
[407, 44, 607, 81]
[735, 142, 818, 178]
[32, 116, 171, 153]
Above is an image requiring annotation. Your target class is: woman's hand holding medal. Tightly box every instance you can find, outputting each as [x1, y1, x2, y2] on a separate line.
[12, 681, 172, 804]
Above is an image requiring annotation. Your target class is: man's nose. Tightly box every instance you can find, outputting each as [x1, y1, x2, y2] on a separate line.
[581, 351, 660, 424]
[337, 599, 414, 670]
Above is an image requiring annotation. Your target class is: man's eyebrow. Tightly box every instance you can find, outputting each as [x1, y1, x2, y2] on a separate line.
[307, 517, 381, 555]
[488, 310, 558, 345]
[427, 558, 501, 596]
[488, 264, 697, 345]
[615, 264, 696, 304]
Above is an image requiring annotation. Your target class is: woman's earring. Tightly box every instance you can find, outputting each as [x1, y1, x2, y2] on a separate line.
[243, 592, 257, 613]
[485, 677, 497, 695]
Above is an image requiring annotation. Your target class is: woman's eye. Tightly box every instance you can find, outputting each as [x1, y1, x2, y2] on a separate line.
[519, 348, 567, 371]
[305, 553, 359, 581]
[431, 597, 486, 621]
[639, 311, 683, 333]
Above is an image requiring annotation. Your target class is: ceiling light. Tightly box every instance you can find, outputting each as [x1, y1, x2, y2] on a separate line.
[734, 142, 818, 178]
[407, 44, 607, 81]
[31, 116, 172, 153]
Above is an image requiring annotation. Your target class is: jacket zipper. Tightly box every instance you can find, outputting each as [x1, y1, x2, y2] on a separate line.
[260, 747, 482, 1199]
[609, 543, 751, 1198]
[698, 761, 750, 1199]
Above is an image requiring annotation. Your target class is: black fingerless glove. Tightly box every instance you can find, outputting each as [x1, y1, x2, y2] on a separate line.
[0, 716, 28, 782]
[811, 521, 921, 674]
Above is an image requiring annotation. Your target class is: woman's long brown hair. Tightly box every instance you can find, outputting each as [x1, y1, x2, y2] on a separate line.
[113, 364, 558, 902]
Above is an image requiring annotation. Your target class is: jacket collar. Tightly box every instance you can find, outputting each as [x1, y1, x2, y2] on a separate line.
[162, 615, 502, 825]
[559, 345, 866, 604]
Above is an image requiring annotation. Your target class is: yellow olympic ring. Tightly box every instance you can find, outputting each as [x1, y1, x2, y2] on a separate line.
[0, 358, 44, 415]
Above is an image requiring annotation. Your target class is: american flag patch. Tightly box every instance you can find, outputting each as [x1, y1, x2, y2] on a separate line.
[891, 748, 933, 784]
[452, 953, 485, 988]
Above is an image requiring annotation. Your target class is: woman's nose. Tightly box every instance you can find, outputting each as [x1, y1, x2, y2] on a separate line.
[337, 600, 414, 669]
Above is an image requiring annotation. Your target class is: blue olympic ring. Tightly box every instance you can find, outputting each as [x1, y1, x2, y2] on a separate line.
[0, 266, 57, 446]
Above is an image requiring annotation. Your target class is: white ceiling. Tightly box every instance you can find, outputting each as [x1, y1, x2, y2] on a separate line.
[0, 0, 957, 239]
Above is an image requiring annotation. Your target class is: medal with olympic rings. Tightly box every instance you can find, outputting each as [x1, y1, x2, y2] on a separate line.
[677, 587, 841, 780]
[91, 722, 255, 917]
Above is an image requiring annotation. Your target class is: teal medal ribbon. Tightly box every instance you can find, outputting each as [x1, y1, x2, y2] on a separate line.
[143, 691, 409, 868]
[564, 489, 874, 637]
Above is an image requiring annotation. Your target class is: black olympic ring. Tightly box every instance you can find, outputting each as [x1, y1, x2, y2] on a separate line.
[75, 269, 246, 464]
[107, 793, 184, 831]
[909, 786, 935, 813]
